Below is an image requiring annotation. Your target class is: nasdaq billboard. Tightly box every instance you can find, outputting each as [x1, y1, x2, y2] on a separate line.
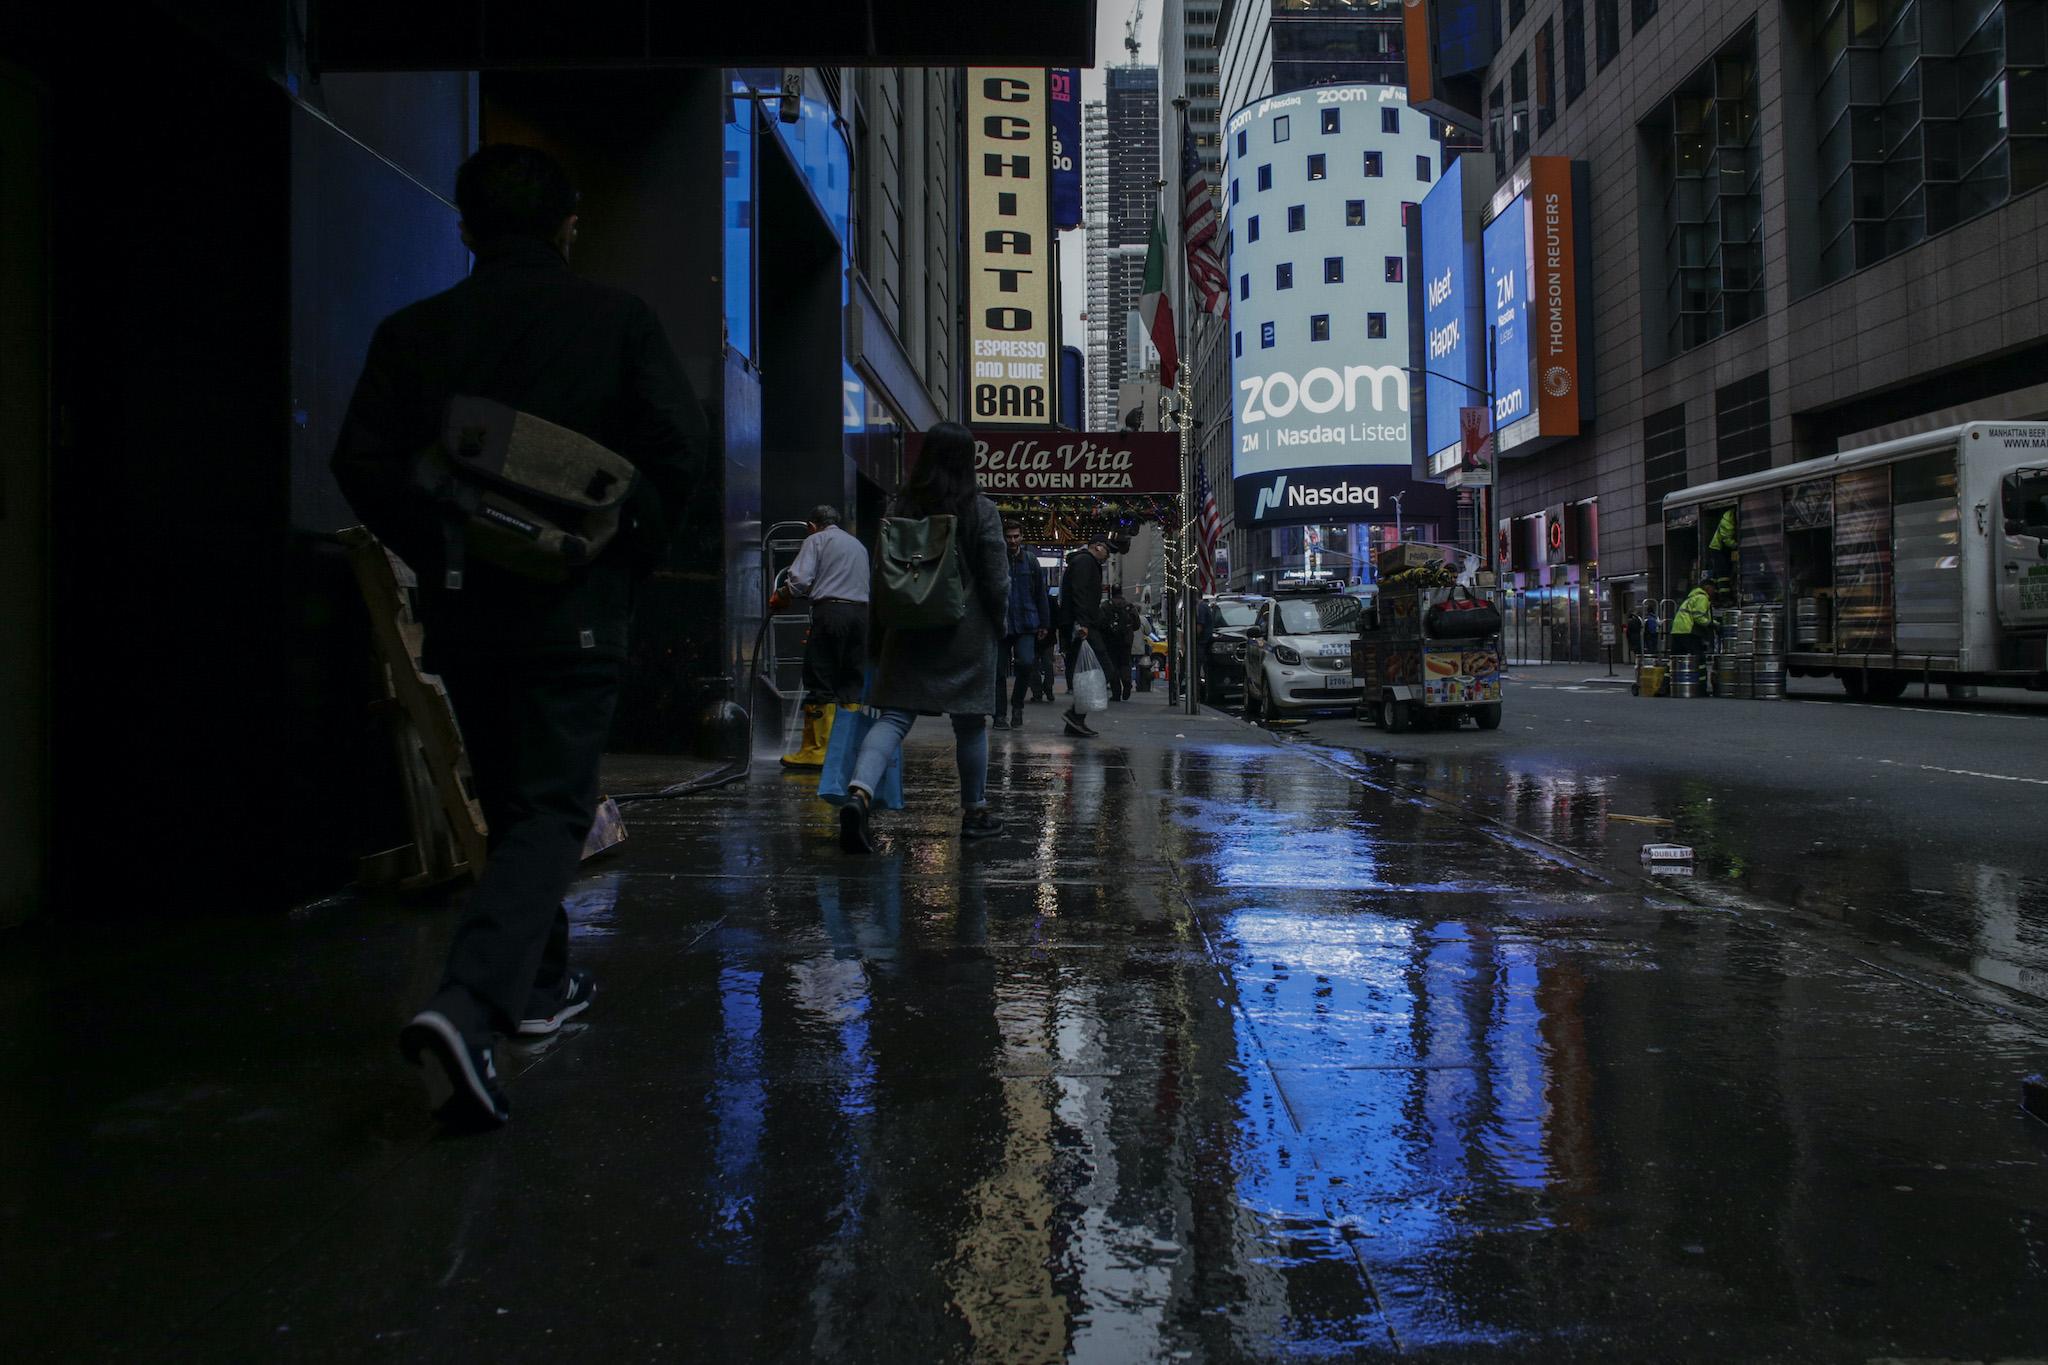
[1225, 84, 1454, 528]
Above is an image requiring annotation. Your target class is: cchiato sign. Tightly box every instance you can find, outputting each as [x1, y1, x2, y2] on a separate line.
[966, 69, 1057, 427]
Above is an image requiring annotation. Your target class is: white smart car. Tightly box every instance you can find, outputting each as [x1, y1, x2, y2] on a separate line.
[1242, 583, 1365, 722]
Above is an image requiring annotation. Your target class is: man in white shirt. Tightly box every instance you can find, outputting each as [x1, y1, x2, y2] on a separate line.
[777, 505, 870, 767]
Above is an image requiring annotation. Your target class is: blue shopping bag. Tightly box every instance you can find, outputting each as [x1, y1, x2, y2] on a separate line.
[816, 704, 905, 811]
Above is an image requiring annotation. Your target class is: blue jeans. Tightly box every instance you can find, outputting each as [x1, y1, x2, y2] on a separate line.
[850, 709, 990, 810]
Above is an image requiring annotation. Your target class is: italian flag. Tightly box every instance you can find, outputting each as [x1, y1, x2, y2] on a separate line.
[1137, 209, 1178, 388]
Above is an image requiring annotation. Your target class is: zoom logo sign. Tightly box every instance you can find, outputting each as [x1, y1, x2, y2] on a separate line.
[1239, 363, 1408, 424]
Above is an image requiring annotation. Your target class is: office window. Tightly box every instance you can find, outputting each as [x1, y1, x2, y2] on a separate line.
[1564, 0, 1587, 105]
[1236, 129, 1247, 156]
[1276, 262, 1294, 289]
[1536, 19, 1556, 134]
[1274, 114, 1291, 143]
[1595, 0, 1620, 71]
[1511, 52, 1530, 162]
[1632, 0, 1658, 32]
[1310, 314, 1331, 342]
[1489, 80, 1507, 180]
[1643, 403, 1688, 509]
[1321, 108, 1340, 134]
[1364, 150, 1384, 177]
[1510, 0, 1528, 29]
[1324, 256, 1344, 283]
[1261, 321, 1276, 348]
[1287, 204, 1305, 231]
[1416, 155, 1433, 182]
[1257, 164, 1272, 191]
[1235, 331, 1244, 358]
[1646, 23, 1762, 355]
[1384, 256, 1403, 283]
[1812, 0, 2048, 285]
[1367, 312, 1388, 339]
[1231, 178, 1240, 204]
[1307, 153, 1327, 180]
[1248, 215, 1261, 243]
[1382, 107, 1400, 134]
[1716, 372, 1772, 479]
[1346, 199, 1366, 226]
[1239, 273, 1250, 300]
[1402, 201, 1419, 225]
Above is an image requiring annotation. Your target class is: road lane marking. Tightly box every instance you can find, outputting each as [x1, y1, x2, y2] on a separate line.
[1877, 758, 2048, 786]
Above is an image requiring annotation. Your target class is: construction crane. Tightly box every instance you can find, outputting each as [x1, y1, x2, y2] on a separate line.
[1124, 0, 1147, 63]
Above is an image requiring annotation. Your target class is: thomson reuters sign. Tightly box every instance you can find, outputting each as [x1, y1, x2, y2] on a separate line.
[1480, 155, 1590, 455]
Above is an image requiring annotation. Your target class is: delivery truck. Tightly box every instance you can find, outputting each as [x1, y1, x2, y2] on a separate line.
[1662, 422, 2048, 700]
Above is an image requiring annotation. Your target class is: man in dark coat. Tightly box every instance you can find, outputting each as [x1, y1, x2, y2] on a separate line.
[1102, 585, 1140, 701]
[1060, 535, 1111, 737]
[995, 520, 1052, 730]
[332, 144, 707, 1129]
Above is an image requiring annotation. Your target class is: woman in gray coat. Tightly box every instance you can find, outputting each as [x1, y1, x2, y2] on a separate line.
[840, 421, 1010, 853]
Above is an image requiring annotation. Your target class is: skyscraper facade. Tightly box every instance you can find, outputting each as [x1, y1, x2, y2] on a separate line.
[1094, 65, 1162, 425]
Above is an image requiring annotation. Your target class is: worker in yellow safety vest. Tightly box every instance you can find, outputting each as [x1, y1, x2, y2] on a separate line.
[1668, 576, 1717, 655]
[1707, 506, 1737, 586]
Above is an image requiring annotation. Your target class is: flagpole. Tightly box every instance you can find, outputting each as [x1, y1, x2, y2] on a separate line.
[1169, 98, 1201, 716]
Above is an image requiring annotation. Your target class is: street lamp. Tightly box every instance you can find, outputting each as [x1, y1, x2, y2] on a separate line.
[1401, 356, 1500, 575]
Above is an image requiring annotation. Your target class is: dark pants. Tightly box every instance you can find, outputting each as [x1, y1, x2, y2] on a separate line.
[1672, 630, 1706, 656]
[1031, 645, 1056, 699]
[1134, 647, 1153, 691]
[1104, 637, 1133, 699]
[802, 599, 868, 707]
[998, 632, 1040, 712]
[435, 654, 620, 1037]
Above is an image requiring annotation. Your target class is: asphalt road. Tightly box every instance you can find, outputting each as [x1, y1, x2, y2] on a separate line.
[1228, 668, 2048, 1013]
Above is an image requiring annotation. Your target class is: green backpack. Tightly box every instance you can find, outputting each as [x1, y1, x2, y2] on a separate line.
[876, 511, 969, 630]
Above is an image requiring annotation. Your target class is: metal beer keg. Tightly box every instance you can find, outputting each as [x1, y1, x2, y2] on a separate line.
[1671, 653, 1704, 698]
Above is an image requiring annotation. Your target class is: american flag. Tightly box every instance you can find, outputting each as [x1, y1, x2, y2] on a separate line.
[1181, 124, 1229, 316]
[1192, 455, 1223, 594]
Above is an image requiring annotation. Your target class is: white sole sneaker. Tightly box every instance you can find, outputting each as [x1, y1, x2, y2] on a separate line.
[399, 1010, 509, 1129]
[516, 973, 595, 1037]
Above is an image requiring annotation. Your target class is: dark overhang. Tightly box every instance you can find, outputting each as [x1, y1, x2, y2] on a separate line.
[311, 0, 1098, 71]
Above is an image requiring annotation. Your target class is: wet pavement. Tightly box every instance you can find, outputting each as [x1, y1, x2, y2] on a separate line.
[1273, 665, 2048, 1016]
[5, 696, 2048, 1361]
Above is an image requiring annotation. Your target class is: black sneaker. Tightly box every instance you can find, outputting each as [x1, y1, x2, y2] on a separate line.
[516, 970, 595, 1037]
[1062, 708, 1097, 738]
[838, 789, 875, 854]
[961, 808, 1006, 840]
[1010, 705, 1024, 728]
[400, 1010, 510, 1130]
[992, 713, 1009, 730]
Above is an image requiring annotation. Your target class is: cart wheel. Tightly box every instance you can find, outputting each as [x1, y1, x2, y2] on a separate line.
[1629, 683, 1640, 697]
[1381, 695, 1412, 734]
[1475, 703, 1503, 731]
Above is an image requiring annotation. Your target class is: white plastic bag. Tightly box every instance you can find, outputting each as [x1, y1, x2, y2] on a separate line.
[1073, 645, 1110, 713]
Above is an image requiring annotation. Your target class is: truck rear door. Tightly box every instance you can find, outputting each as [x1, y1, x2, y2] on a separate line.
[1997, 467, 2048, 629]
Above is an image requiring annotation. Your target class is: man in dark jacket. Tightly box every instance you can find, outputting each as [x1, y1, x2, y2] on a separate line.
[1102, 585, 1140, 701]
[332, 144, 707, 1129]
[1060, 536, 1111, 737]
[996, 521, 1052, 730]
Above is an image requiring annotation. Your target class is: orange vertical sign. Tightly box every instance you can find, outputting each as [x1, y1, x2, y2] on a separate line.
[1402, 0, 1434, 106]
[1529, 156, 1580, 437]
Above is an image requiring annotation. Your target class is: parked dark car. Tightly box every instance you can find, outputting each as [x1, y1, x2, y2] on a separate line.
[1199, 594, 1267, 706]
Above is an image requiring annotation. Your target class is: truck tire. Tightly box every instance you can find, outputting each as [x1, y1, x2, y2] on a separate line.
[1475, 703, 1503, 730]
[1865, 671, 1908, 702]
[1381, 695, 1412, 734]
